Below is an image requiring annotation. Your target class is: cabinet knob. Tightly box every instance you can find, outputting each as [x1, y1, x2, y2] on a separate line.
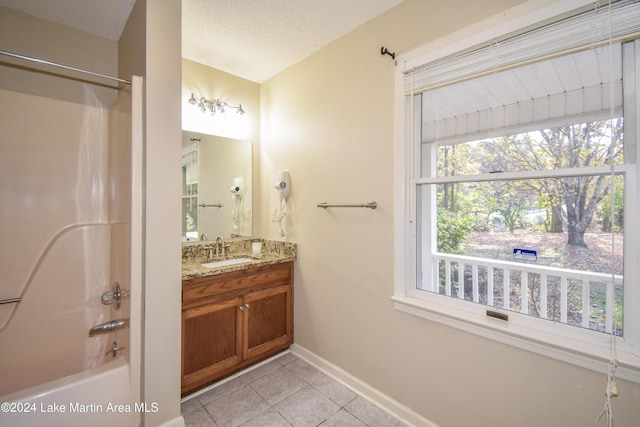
[239, 306, 244, 311]
[245, 303, 250, 308]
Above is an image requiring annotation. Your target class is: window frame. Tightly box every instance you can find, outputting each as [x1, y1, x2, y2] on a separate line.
[393, 0, 640, 383]
[182, 143, 199, 240]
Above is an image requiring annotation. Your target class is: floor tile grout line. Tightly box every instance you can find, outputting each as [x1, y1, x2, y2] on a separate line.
[182, 352, 402, 427]
[181, 350, 291, 405]
[191, 360, 309, 409]
[247, 369, 365, 426]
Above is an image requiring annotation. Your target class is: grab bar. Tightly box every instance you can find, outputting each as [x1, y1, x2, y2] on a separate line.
[88, 318, 129, 337]
[0, 298, 21, 305]
[198, 203, 224, 208]
[0, 222, 113, 334]
[317, 201, 377, 209]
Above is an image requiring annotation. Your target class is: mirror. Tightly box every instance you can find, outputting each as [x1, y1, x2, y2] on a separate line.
[182, 131, 252, 241]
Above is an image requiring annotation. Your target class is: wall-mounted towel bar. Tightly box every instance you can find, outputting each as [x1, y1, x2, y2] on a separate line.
[317, 201, 377, 209]
[0, 298, 21, 305]
[199, 203, 224, 208]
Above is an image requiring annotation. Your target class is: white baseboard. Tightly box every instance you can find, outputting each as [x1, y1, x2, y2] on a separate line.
[289, 344, 438, 427]
[158, 415, 185, 427]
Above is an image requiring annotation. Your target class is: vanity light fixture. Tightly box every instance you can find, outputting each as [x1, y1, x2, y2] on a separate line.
[187, 93, 245, 116]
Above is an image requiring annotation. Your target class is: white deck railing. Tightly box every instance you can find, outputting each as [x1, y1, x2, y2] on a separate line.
[430, 253, 623, 334]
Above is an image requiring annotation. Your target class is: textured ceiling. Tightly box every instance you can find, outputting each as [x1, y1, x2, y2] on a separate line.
[0, 0, 136, 41]
[0, 0, 402, 84]
[182, 0, 403, 83]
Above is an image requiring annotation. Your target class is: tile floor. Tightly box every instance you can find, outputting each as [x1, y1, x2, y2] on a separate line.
[181, 352, 407, 427]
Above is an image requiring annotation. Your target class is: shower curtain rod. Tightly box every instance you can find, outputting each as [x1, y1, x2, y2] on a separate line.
[0, 49, 131, 85]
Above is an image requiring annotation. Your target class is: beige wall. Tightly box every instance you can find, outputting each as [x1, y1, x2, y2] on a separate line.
[260, 0, 640, 426]
[120, 1, 183, 425]
[0, 6, 117, 107]
[118, 0, 146, 79]
[132, 1, 183, 426]
[182, 59, 262, 236]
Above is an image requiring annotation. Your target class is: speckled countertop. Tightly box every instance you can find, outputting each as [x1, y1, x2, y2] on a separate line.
[182, 238, 296, 281]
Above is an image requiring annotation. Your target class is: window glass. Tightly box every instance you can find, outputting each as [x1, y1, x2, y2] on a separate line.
[182, 147, 199, 240]
[414, 45, 627, 336]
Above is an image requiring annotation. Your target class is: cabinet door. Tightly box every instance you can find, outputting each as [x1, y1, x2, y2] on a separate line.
[182, 296, 243, 393]
[244, 284, 293, 360]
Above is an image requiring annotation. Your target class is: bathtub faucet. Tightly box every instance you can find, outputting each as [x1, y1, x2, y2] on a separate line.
[88, 318, 129, 337]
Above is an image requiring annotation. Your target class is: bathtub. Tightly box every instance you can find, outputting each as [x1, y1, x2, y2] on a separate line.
[0, 358, 141, 427]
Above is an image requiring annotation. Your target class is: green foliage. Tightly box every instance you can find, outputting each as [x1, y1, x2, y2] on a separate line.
[185, 212, 195, 231]
[483, 182, 531, 232]
[434, 119, 623, 246]
[599, 176, 624, 232]
[437, 211, 473, 253]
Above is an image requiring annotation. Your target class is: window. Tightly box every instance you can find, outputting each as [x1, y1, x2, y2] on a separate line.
[182, 144, 199, 241]
[395, 0, 640, 380]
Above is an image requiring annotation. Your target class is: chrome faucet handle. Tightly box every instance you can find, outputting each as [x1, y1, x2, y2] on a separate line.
[105, 341, 126, 357]
[101, 282, 126, 310]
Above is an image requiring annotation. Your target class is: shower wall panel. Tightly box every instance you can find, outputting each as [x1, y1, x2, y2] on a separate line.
[0, 88, 119, 395]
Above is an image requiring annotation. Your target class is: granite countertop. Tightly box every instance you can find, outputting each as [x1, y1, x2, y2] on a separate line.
[182, 238, 296, 281]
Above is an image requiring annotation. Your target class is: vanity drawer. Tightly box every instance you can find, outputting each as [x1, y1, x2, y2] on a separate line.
[182, 262, 292, 306]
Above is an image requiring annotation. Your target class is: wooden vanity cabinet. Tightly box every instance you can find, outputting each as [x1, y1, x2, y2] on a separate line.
[181, 261, 293, 395]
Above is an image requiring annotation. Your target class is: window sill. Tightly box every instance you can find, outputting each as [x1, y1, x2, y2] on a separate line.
[392, 294, 640, 384]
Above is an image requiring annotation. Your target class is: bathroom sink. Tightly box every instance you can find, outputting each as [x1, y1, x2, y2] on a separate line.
[201, 257, 254, 269]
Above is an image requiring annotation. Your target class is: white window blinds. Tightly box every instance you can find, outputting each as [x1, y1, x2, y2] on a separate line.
[404, 0, 640, 95]
[408, 1, 640, 144]
[419, 44, 623, 144]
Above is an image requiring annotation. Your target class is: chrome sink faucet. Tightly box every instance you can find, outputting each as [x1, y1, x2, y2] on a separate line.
[215, 236, 225, 257]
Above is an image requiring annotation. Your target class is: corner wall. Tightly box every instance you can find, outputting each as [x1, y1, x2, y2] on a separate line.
[120, 1, 183, 425]
[259, 0, 640, 425]
[143, 2, 183, 426]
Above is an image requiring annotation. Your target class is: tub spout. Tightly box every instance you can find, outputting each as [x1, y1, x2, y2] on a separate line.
[88, 318, 129, 337]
